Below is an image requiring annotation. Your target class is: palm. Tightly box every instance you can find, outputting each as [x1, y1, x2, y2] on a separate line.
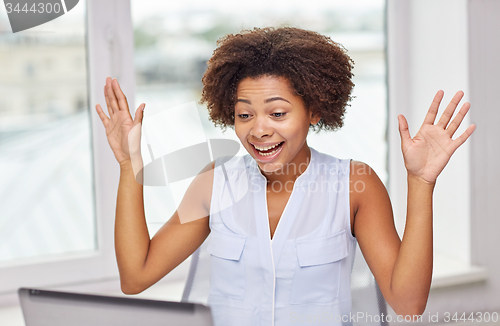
[106, 110, 134, 161]
[398, 90, 476, 184]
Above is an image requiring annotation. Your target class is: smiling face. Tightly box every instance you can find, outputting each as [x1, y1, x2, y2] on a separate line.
[234, 75, 321, 174]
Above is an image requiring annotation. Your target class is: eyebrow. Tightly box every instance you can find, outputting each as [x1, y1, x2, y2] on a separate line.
[236, 97, 291, 104]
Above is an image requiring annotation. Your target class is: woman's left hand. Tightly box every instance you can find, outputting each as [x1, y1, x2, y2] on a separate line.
[397, 90, 476, 185]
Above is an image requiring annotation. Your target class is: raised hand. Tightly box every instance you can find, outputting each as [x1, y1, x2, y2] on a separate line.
[397, 90, 476, 184]
[95, 77, 145, 166]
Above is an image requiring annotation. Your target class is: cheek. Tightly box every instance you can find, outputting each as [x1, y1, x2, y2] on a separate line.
[280, 119, 308, 139]
[234, 123, 247, 142]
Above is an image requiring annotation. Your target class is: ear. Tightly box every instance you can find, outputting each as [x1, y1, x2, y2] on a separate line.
[309, 110, 321, 125]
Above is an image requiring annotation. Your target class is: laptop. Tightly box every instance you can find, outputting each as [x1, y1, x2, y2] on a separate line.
[18, 288, 213, 326]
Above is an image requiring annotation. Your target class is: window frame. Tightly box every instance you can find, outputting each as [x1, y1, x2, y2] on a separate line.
[0, 0, 134, 304]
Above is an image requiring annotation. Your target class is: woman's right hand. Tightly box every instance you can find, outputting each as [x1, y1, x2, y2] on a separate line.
[95, 77, 145, 167]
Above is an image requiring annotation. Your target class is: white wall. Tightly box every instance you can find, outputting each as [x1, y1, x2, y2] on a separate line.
[388, 0, 500, 321]
[388, 0, 471, 265]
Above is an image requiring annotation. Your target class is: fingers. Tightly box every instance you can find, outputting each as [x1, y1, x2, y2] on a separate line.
[95, 104, 109, 127]
[104, 77, 114, 115]
[437, 91, 464, 128]
[112, 78, 129, 111]
[398, 114, 412, 146]
[452, 124, 476, 151]
[446, 101, 471, 136]
[105, 77, 130, 114]
[104, 84, 112, 115]
[133, 103, 146, 126]
[105, 77, 120, 114]
[423, 90, 444, 125]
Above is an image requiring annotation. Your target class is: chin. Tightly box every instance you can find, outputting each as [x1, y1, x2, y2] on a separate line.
[257, 161, 286, 174]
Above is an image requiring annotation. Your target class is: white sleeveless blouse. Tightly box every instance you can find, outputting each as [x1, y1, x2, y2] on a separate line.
[207, 147, 357, 326]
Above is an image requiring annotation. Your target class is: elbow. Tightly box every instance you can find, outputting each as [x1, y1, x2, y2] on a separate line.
[392, 299, 428, 319]
[388, 283, 430, 318]
[118, 267, 159, 295]
[120, 279, 145, 295]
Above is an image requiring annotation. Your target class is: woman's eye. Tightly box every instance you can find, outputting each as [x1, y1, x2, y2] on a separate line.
[238, 114, 250, 119]
[273, 112, 286, 118]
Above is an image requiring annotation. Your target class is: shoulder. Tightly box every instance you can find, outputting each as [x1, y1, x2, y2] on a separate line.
[183, 159, 218, 216]
[197, 154, 249, 198]
[200, 160, 215, 173]
[349, 160, 391, 214]
[349, 160, 386, 193]
[349, 160, 377, 181]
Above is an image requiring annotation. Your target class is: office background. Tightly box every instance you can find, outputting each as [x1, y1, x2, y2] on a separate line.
[0, 0, 499, 325]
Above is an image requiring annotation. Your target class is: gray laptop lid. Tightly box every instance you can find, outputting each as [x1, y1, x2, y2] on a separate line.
[18, 288, 213, 326]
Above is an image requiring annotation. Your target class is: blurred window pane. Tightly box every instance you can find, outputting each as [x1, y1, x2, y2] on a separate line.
[0, 0, 96, 265]
[130, 0, 387, 235]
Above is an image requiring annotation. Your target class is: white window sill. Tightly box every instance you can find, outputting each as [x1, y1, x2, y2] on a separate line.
[431, 252, 488, 289]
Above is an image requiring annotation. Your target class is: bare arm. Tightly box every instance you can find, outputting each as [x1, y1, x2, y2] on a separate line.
[390, 173, 434, 313]
[351, 162, 433, 316]
[116, 159, 213, 295]
[96, 77, 213, 295]
[351, 90, 475, 316]
[114, 160, 148, 294]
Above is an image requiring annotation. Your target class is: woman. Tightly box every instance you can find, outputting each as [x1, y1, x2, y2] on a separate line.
[95, 27, 475, 326]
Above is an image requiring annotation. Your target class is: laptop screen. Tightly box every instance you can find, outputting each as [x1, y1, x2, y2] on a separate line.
[18, 288, 213, 326]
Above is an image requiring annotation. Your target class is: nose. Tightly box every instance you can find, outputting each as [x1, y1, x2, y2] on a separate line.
[249, 114, 273, 139]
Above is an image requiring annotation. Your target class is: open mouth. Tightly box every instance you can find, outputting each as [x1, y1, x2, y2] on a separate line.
[251, 141, 285, 157]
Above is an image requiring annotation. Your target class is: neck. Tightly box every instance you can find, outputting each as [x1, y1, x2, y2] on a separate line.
[259, 143, 312, 187]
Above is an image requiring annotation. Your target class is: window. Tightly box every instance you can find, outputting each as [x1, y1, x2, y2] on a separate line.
[130, 0, 388, 238]
[0, 0, 116, 297]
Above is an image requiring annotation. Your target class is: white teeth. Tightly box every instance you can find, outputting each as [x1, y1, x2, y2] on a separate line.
[254, 142, 283, 156]
[253, 142, 281, 151]
[260, 148, 280, 156]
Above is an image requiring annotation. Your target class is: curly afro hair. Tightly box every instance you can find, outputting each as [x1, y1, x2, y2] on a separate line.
[199, 26, 355, 133]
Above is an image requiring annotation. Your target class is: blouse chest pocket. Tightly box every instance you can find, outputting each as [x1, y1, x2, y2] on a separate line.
[207, 230, 247, 301]
[289, 229, 349, 305]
